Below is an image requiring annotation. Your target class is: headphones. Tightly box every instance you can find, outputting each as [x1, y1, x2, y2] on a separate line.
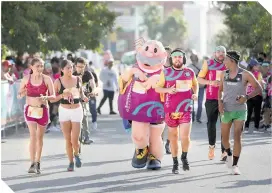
[169, 48, 187, 66]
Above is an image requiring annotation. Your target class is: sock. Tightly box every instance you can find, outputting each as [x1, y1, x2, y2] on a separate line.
[233, 156, 239, 166]
[173, 157, 178, 164]
[181, 152, 188, 159]
[225, 148, 232, 156]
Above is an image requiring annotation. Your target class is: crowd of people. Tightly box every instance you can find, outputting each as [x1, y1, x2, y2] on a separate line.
[1, 43, 271, 176]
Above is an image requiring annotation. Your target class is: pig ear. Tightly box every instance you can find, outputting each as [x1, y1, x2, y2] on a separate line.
[135, 37, 145, 51]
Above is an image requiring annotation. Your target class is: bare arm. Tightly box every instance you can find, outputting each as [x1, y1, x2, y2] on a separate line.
[49, 79, 63, 103]
[218, 71, 225, 101]
[44, 76, 56, 100]
[245, 71, 263, 99]
[17, 76, 27, 98]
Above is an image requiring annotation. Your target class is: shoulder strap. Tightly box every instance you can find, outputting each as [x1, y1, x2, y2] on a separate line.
[77, 76, 80, 88]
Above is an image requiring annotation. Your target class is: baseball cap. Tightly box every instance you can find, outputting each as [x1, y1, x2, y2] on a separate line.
[248, 59, 260, 67]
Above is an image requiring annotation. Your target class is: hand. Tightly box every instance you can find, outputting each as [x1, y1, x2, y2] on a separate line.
[192, 94, 198, 101]
[17, 88, 26, 99]
[82, 96, 89, 102]
[39, 94, 48, 101]
[236, 95, 247, 104]
[210, 80, 220, 87]
[218, 101, 224, 114]
[63, 91, 72, 98]
[167, 85, 176, 94]
[132, 68, 148, 81]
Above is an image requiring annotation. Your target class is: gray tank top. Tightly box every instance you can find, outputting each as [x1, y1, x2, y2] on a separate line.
[223, 68, 247, 112]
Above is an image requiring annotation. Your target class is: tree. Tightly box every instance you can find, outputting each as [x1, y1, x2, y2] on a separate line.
[159, 9, 187, 48]
[1, 2, 116, 54]
[141, 4, 163, 40]
[141, 4, 187, 48]
[216, 1, 271, 57]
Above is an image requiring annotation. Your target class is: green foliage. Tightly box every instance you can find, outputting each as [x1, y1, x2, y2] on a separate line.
[142, 4, 187, 47]
[1, 2, 116, 54]
[216, 1, 271, 56]
[142, 4, 163, 40]
[159, 9, 187, 48]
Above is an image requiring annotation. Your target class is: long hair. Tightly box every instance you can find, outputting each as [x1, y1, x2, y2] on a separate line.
[60, 59, 72, 76]
[29, 57, 44, 74]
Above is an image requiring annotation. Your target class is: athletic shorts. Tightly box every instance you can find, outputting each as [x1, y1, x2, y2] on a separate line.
[24, 105, 49, 126]
[221, 111, 247, 123]
[165, 112, 191, 127]
[59, 105, 83, 123]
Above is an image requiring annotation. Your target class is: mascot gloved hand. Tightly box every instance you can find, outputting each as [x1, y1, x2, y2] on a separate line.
[118, 38, 167, 170]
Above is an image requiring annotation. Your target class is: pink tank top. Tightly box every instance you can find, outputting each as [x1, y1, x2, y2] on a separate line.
[26, 75, 48, 97]
[205, 59, 226, 100]
[246, 71, 261, 95]
[163, 67, 194, 113]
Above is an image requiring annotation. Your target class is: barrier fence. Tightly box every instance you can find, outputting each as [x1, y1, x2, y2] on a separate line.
[1, 80, 26, 136]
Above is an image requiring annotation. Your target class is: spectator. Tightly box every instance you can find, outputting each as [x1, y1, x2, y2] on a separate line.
[1, 60, 17, 84]
[97, 59, 118, 115]
[245, 59, 264, 130]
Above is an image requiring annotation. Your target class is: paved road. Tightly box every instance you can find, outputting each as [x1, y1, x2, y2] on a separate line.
[1, 96, 272, 193]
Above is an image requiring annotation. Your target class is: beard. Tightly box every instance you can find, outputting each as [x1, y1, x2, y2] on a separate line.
[216, 56, 225, 62]
[173, 61, 183, 69]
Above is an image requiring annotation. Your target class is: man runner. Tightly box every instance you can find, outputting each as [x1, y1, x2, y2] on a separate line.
[219, 50, 262, 175]
[197, 46, 227, 161]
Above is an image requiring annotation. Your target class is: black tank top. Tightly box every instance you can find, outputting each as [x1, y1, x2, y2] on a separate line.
[58, 77, 80, 104]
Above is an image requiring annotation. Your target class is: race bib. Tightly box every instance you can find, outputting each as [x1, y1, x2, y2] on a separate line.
[216, 70, 222, 81]
[27, 106, 43, 119]
[176, 80, 192, 92]
[132, 81, 146, 94]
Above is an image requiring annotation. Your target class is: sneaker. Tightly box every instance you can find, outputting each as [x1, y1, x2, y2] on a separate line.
[220, 152, 228, 161]
[131, 147, 149, 168]
[83, 139, 93, 145]
[226, 155, 233, 169]
[97, 108, 101, 115]
[67, 162, 74, 171]
[110, 111, 117, 115]
[181, 158, 190, 171]
[172, 162, 179, 174]
[146, 154, 161, 170]
[208, 145, 215, 160]
[28, 163, 36, 173]
[232, 165, 241, 175]
[36, 162, 41, 174]
[196, 119, 202, 123]
[74, 154, 82, 168]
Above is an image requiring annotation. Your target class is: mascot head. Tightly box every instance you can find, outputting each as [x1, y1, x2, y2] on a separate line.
[135, 38, 167, 73]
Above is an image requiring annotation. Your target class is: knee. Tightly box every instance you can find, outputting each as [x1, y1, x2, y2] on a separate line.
[180, 135, 190, 142]
[37, 137, 43, 146]
[132, 133, 146, 143]
[66, 138, 72, 147]
[169, 130, 178, 141]
[71, 139, 79, 148]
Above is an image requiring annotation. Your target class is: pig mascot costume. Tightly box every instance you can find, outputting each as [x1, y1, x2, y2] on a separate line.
[118, 39, 167, 170]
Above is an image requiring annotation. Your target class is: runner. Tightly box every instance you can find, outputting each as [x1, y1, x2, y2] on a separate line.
[156, 48, 198, 174]
[197, 46, 227, 161]
[51, 59, 88, 171]
[17, 57, 55, 174]
[73, 57, 96, 144]
[219, 50, 262, 175]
